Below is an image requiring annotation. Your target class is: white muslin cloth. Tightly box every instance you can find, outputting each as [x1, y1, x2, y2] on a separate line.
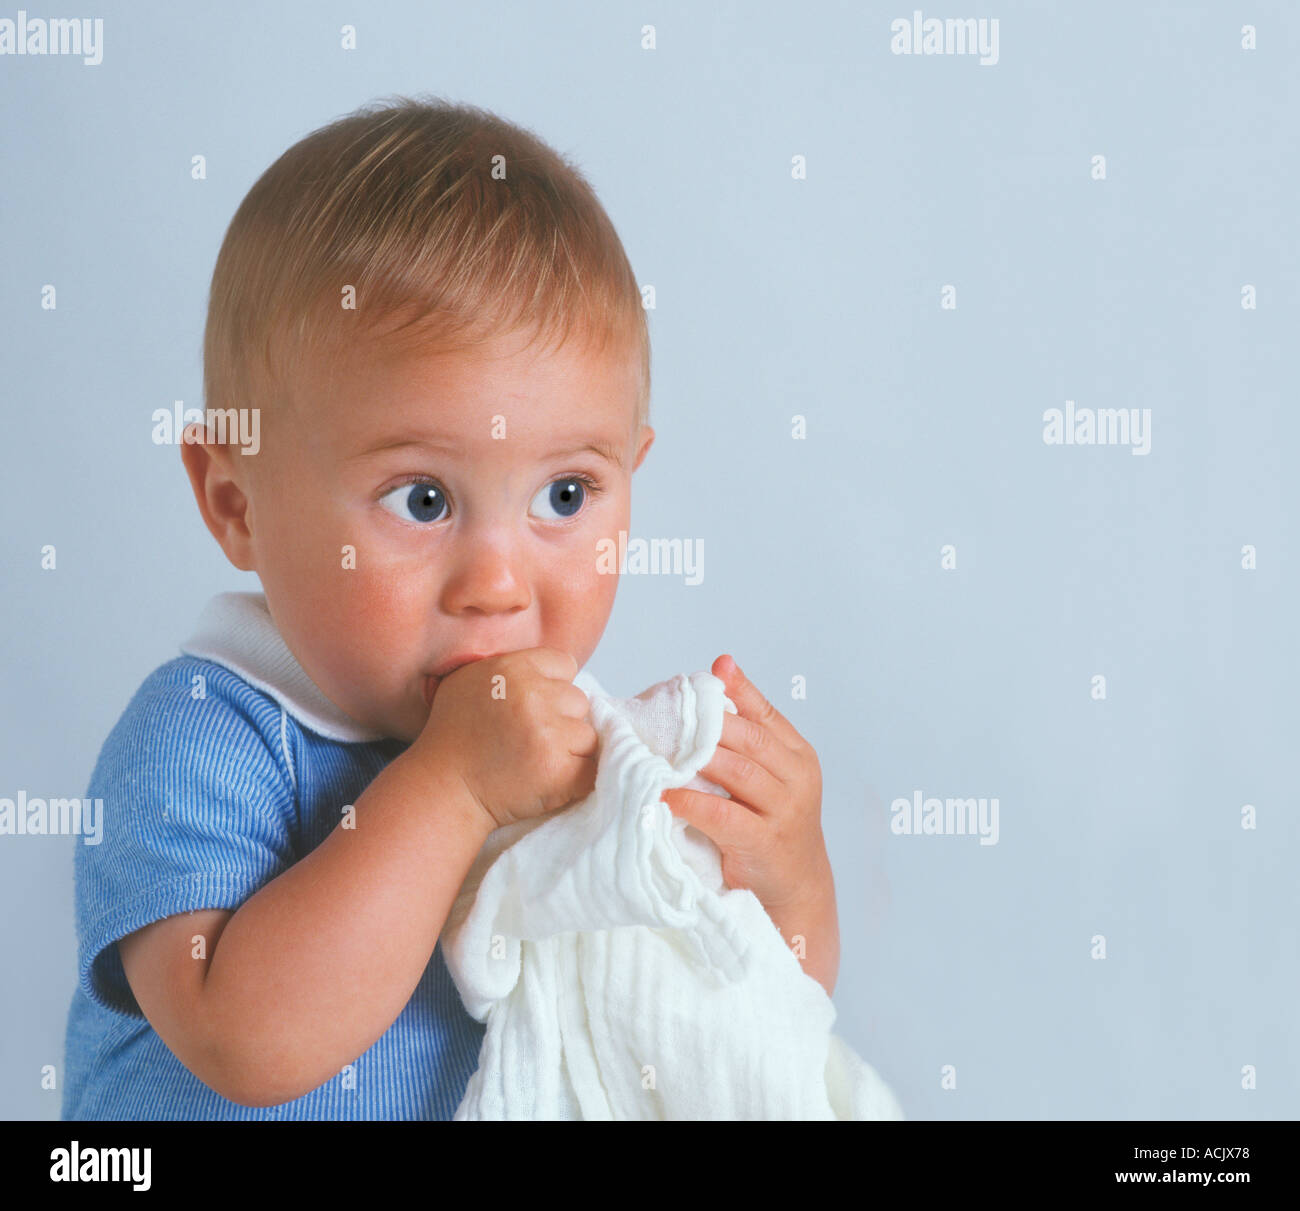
[440, 666, 904, 1121]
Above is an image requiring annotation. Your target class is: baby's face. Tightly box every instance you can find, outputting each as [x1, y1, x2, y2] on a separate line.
[240, 325, 652, 743]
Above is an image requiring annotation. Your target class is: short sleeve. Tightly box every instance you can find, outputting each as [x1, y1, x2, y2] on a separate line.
[74, 659, 299, 1017]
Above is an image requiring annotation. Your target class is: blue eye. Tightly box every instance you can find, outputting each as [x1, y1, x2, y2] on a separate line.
[531, 477, 587, 520]
[378, 475, 599, 524]
[379, 482, 447, 523]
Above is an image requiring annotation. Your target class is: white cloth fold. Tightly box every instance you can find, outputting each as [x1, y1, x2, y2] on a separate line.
[441, 667, 904, 1121]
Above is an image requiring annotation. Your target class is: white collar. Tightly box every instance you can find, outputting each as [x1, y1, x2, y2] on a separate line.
[179, 592, 605, 743]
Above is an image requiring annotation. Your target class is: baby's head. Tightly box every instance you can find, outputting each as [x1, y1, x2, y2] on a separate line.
[183, 96, 654, 743]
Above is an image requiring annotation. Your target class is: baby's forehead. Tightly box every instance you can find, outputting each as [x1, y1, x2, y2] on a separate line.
[294, 371, 631, 467]
[270, 317, 640, 466]
[329, 321, 630, 387]
[311, 336, 636, 422]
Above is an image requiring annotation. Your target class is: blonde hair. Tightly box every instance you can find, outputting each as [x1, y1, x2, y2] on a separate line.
[203, 94, 650, 433]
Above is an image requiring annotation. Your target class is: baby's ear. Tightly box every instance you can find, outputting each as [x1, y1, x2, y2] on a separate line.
[632, 425, 655, 470]
[179, 436, 257, 572]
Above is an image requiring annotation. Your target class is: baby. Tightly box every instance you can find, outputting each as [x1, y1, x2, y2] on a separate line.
[62, 95, 838, 1119]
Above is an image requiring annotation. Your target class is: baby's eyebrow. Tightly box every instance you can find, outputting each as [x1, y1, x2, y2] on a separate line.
[348, 437, 625, 468]
[553, 440, 625, 469]
[348, 437, 456, 460]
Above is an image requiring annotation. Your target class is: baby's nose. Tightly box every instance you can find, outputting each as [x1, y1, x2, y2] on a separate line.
[440, 540, 532, 615]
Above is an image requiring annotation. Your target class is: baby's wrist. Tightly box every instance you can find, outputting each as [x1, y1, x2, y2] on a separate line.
[399, 744, 497, 839]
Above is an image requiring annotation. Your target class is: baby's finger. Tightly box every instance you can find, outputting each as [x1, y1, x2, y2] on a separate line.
[660, 786, 762, 854]
[516, 646, 580, 681]
[696, 739, 787, 817]
[712, 712, 804, 788]
[562, 717, 600, 758]
[555, 682, 594, 720]
[712, 655, 804, 752]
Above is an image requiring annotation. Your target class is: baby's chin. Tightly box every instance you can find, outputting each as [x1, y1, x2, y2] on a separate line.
[332, 683, 426, 745]
[383, 691, 432, 745]
[370, 710, 424, 747]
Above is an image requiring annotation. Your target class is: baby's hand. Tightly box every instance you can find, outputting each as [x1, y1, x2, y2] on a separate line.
[417, 649, 599, 831]
[661, 656, 833, 923]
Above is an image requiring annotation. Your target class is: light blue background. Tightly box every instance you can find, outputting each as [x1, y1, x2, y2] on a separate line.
[1, 0, 1295, 1120]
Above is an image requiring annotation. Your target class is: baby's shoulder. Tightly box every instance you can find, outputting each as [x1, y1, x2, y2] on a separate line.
[93, 655, 296, 791]
[122, 655, 285, 735]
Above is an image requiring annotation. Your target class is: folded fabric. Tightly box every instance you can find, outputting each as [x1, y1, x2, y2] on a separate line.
[440, 667, 904, 1121]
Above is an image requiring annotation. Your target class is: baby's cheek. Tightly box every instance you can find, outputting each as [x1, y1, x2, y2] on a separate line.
[342, 574, 424, 653]
[550, 544, 618, 643]
[565, 525, 617, 590]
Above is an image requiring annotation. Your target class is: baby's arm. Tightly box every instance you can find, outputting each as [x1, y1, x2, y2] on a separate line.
[119, 749, 491, 1107]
